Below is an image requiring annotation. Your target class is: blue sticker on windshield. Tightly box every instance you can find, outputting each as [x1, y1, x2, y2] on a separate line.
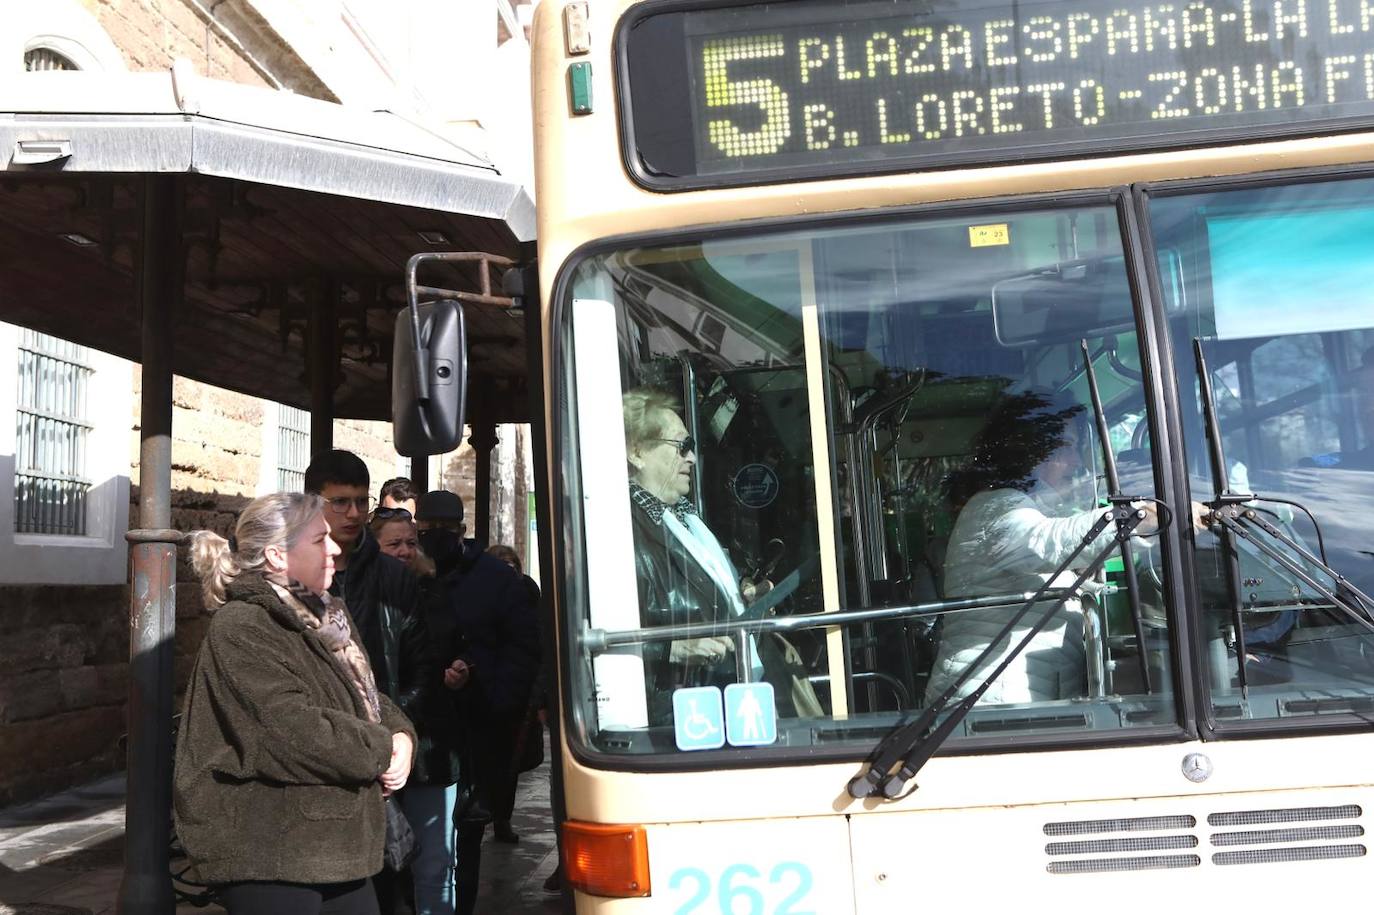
[725, 682, 776, 746]
[673, 686, 725, 751]
[732, 463, 780, 509]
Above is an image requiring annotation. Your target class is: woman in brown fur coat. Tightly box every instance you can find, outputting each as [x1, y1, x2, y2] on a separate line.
[175, 492, 416, 915]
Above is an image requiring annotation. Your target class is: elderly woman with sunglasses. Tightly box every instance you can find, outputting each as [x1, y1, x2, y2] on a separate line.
[623, 388, 777, 725]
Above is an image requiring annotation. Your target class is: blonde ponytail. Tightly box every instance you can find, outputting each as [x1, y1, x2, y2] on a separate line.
[188, 530, 239, 609]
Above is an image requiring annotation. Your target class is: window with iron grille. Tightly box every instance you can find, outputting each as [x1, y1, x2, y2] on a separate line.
[14, 330, 93, 535]
[24, 48, 79, 71]
[277, 404, 311, 492]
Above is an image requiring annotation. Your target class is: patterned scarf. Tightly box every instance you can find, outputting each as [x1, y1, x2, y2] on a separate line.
[630, 483, 696, 526]
[267, 573, 382, 724]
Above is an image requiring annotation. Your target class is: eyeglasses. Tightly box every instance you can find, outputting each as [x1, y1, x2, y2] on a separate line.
[371, 506, 413, 522]
[653, 435, 696, 456]
[324, 496, 375, 514]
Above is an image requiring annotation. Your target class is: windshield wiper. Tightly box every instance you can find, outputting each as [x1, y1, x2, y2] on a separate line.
[847, 502, 1146, 801]
[1081, 339, 1153, 694]
[1193, 339, 1374, 696]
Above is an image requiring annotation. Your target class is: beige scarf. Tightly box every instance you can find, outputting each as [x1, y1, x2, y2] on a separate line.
[267, 574, 382, 724]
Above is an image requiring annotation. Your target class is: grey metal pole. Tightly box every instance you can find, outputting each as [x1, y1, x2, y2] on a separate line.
[310, 280, 337, 453]
[470, 421, 496, 548]
[410, 456, 429, 494]
[118, 174, 181, 915]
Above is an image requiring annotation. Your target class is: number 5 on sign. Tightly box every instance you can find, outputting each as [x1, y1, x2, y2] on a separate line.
[701, 37, 792, 157]
[669, 862, 815, 915]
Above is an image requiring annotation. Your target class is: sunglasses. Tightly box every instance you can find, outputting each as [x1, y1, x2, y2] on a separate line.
[653, 435, 696, 457]
[371, 507, 413, 522]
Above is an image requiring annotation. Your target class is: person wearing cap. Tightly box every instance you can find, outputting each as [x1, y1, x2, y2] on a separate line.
[416, 490, 540, 915]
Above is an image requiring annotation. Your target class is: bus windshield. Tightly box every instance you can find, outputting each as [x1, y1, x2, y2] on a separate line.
[1151, 174, 1374, 721]
[559, 199, 1183, 757]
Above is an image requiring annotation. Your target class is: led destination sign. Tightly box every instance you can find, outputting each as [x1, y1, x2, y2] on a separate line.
[621, 0, 1374, 185]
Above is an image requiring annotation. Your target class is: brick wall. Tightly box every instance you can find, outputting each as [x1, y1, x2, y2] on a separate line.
[77, 0, 268, 85]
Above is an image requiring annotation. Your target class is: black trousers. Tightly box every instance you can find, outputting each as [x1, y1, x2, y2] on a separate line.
[219, 877, 379, 915]
[472, 712, 524, 823]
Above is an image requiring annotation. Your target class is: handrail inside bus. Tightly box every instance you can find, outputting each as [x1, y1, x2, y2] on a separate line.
[580, 590, 1072, 653]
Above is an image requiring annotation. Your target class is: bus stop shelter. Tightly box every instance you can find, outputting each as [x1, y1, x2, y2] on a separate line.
[0, 62, 535, 912]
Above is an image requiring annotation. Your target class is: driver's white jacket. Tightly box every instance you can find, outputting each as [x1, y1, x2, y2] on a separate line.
[925, 487, 1116, 705]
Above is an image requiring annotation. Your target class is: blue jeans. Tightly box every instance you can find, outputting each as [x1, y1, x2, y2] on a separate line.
[400, 783, 458, 915]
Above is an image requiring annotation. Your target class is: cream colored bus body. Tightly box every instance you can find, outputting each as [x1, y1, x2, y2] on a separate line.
[531, 2, 1374, 911]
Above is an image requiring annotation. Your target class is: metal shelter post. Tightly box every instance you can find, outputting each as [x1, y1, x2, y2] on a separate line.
[469, 422, 497, 548]
[410, 456, 430, 495]
[310, 280, 338, 453]
[118, 175, 182, 915]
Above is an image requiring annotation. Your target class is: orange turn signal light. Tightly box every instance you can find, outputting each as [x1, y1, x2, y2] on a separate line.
[561, 820, 651, 898]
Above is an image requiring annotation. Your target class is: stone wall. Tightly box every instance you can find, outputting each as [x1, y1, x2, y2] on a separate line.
[77, 0, 267, 83]
[0, 585, 129, 805]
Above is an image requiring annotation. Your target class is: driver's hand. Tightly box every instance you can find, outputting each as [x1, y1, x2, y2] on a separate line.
[741, 577, 773, 602]
[1131, 501, 1162, 535]
[1129, 500, 1210, 535]
[670, 637, 734, 663]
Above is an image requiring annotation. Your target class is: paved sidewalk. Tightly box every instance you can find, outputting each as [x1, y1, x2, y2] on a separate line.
[0, 758, 562, 914]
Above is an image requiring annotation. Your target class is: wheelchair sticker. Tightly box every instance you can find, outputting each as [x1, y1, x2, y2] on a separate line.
[673, 686, 725, 751]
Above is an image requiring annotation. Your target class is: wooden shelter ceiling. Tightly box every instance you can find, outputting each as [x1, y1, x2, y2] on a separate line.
[0, 174, 530, 422]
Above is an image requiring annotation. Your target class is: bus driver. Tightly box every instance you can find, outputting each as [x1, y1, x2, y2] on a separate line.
[926, 390, 1161, 706]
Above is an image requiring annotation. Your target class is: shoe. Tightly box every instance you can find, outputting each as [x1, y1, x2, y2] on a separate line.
[493, 820, 519, 843]
[542, 867, 562, 893]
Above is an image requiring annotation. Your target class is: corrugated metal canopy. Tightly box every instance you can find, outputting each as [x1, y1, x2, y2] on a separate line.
[0, 64, 535, 422]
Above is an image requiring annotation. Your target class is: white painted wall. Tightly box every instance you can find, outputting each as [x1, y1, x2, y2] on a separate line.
[0, 323, 133, 585]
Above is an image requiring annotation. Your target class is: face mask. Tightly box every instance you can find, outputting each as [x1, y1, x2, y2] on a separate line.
[419, 527, 464, 561]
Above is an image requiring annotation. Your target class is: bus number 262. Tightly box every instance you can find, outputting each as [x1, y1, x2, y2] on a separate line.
[669, 862, 814, 915]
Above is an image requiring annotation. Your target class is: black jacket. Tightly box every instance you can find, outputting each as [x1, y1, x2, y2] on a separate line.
[427, 533, 541, 719]
[330, 529, 448, 783]
[630, 499, 739, 724]
[174, 572, 414, 885]
[411, 574, 469, 785]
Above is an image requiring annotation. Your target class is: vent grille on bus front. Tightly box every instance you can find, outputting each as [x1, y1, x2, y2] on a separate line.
[1045, 805, 1366, 874]
[1208, 805, 1365, 866]
[1044, 815, 1201, 873]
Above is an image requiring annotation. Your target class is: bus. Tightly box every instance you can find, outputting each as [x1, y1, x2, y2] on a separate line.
[402, 0, 1374, 908]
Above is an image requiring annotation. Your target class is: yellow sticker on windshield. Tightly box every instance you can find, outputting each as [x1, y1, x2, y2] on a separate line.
[968, 224, 1010, 247]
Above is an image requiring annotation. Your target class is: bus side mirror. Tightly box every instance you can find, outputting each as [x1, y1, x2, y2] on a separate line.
[392, 299, 467, 457]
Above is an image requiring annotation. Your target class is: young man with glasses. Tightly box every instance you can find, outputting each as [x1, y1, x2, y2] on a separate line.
[303, 450, 432, 914]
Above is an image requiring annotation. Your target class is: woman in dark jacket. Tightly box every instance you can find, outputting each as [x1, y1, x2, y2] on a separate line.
[624, 388, 748, 724]
[370, 507, 462, 915]
[175, 492, 416, 915]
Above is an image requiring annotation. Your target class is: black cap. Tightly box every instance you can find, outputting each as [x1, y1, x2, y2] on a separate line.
[416, 490, 464, 522]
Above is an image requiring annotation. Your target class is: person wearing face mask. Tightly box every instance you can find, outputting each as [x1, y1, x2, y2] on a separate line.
[415, 490, 540, 911]
[175, 493, 416, 915]
[926, 390, 1164, 706]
